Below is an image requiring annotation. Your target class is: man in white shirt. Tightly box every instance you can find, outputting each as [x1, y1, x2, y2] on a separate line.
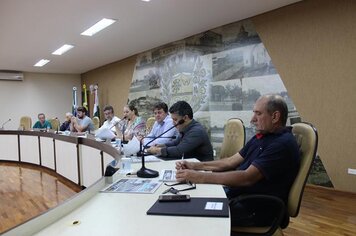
[100, 105, 121, 133]
[144, 102, 178, 146]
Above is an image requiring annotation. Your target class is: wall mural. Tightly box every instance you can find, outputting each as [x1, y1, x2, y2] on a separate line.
[128, 20, 332, 187]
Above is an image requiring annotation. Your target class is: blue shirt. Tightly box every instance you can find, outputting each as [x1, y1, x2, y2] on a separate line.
[226, 127, 300, 203]
[144, 115, 179, 146]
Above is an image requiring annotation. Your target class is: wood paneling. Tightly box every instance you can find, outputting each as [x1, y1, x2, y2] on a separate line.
[252, 0, 356, 192]
[81, 56, 136, 123]
[0, 162, 81, 233]
[284, 185, 356, 236]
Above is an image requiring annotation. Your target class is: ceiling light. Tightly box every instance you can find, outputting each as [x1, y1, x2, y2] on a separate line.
[81, 18, 116, 36]
[34, 59, 50, 67]
[52, 44, 74, 55]
[141, 0, 151, 2]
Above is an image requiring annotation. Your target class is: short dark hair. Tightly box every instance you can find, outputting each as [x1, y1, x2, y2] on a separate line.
[153, 102, 168, 113]
[103, 105, 114, 113]
[38, 113, 45, 118]
[169, 101, 193, 119]
[265, 94, 288, 126]
[77, 106, 87, 114]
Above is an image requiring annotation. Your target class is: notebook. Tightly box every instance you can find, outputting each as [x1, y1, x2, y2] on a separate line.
[147, 197, 229, 217]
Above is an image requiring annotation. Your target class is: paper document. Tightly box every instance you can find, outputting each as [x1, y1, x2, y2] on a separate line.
[95, 127, 115, 140]
[131, 155, 161, 163]
[122, 136, 140, 156]
[159, 170, 177, 182]
[101, 178, 162, 194]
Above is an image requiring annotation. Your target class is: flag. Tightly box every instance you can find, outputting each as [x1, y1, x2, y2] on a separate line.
[93, 85, 100, 118]
[82, 84, 88, 111]
[72, 87, 77, 116]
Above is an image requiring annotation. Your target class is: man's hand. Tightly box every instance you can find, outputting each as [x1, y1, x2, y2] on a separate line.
[176, 169, 205, 183]
[146, 145, 161, 155]
[175, 160, 197, 170]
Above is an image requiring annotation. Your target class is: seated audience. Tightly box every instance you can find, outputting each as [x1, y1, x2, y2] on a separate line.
[147, 101, 213, 162]
[60, 112, 73, 131]
[99, 105, 121, 133]
[70, 106, 94, 132]
[116, 104, 145, 141]
[143, 102, 179, 146]
[175, 94, 300, 227]
[33, 113, 52, 129]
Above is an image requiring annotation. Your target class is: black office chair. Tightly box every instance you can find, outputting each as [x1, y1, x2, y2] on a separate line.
[231, 122, 318, 236]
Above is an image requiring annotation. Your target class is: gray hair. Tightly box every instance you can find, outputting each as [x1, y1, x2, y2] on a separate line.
[264, 94, 288, 126]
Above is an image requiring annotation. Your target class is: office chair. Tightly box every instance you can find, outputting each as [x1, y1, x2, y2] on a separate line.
[145, 117, 156, 134]
[92, 116, 100, 130]
[219, 118, 245, 159]
[49, 118, 60, 131]
[19, 116, 32, 130]
[231, 122, 318, 236]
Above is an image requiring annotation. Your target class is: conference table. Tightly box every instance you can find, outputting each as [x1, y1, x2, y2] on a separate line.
[0, 130, 230, 236]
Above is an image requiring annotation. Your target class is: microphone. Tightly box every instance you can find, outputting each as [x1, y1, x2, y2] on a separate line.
[55, 117, 60, 134]
[1, 118, 11, 130]
[136, 119, 183, 178]
[122, 118, 130, 144]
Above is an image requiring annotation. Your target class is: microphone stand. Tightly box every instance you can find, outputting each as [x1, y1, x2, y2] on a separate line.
[137, 120, 183, 178]
[122, 119, 129, 144]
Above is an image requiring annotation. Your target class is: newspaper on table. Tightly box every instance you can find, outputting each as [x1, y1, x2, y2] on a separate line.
[101, 178, 162, 194]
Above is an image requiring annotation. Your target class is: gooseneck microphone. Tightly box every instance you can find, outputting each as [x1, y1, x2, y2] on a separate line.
[122, 118, 130, 144]
[137, 119, 184, 178]
[1, 118, 11, 130]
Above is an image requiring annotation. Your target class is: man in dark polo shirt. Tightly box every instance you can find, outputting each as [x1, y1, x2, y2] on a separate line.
[176, 94, 300, 226]
[147, 101, 213, 162]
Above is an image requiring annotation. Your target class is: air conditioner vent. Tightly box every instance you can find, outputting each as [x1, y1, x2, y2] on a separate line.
[0, 70, 24, 81]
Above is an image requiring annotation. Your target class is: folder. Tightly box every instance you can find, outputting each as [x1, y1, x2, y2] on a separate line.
[147, 197, 229, 217]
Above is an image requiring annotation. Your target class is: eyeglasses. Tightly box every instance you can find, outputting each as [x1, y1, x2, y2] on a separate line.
[161, 182, 196, 194]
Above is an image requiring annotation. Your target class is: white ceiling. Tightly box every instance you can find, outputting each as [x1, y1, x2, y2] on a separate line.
[0, 0, 300, 74]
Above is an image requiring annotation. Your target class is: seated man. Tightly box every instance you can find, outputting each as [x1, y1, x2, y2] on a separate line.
[70, 106, 94, 133]
[33, 113, 52, 129]
[100, 105, 121, 133]
[60, 112, 73, 131]
[175, 94, 300, 227]
[143, 102, 179, 146]
[147, 101, 213, 162]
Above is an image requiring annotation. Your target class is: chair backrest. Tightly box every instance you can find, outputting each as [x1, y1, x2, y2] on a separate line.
[219, 118, 245, 159]
[145, 117, 156, 134]
[49, 118, 60, 131]
[19, 116, 32, 130]
[288, 122, 318, 217]
[92, 116, 100, 130]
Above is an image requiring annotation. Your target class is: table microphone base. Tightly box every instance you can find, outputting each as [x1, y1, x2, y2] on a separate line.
[137, 167, 159, 178]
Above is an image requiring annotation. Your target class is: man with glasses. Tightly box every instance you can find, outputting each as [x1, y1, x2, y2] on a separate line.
[147, 101, 213, 162]
[100, 105, 121, 133]
[144, 102, 178, 146]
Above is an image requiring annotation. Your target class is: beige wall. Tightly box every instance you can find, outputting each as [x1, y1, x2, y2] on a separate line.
[252, 0, 356, 192]
[81, 0, 356, 192]
[81, 56, 136, 122]
[0, 73, 81, 130]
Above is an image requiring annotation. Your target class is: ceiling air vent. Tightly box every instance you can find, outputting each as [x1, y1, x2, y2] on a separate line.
[0, 70, 24, 81]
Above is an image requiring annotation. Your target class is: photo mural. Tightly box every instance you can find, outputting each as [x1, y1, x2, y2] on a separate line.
[128, 19, 332, 187]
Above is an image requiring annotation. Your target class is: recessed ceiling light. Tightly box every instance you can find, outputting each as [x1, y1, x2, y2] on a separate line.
[52, 44, 74, 55]
[141, 0, 151, 2]
[81, 18, 116, 36]
[34, 59, 50, 67]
